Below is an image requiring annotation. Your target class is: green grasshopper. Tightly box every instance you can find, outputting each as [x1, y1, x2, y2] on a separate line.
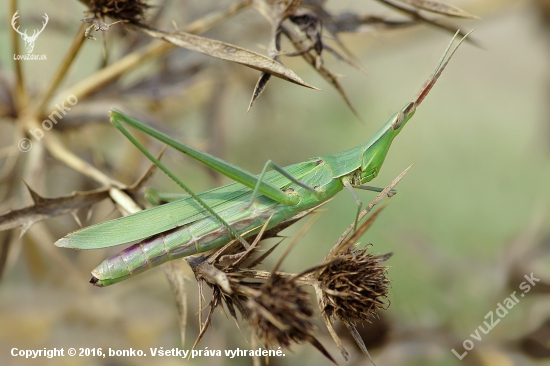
[55, 31, 471, 286]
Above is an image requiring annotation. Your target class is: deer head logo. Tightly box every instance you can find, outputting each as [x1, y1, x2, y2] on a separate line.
[11, 11, 49, 54]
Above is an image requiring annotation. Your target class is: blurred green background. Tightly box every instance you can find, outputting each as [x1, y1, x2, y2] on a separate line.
[1, 0, 549, 365]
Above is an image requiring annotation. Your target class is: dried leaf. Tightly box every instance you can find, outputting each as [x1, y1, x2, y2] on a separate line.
[248, 72, 272, 112]
[248, 16, 283, 111]
[132, 24, 318, 90]
[401, 0, 480, 19]
[376, 0, 480, 45]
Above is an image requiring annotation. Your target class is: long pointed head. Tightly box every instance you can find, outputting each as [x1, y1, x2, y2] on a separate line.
[358, 101, 416, 183]
[357, 30, 472, 184]
[390, 101, 416, 134]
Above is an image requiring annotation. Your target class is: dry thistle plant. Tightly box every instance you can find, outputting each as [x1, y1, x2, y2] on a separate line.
[181, 168, 409, 364]
[315, 206, 392, 363]
[0, 0, 475, 363]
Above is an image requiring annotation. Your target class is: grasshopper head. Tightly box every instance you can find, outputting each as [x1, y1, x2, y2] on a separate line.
[358, 30, 471, 184]
[391, 102, 416, 133]
[359, 101, 416, 183]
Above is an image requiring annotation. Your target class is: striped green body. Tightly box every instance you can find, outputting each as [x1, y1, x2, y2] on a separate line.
[56, 109, 407, 287]
[56, 31, 470, 286]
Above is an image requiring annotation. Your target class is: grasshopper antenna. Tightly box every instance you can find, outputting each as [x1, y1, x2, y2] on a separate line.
[415, 29, 474, 106]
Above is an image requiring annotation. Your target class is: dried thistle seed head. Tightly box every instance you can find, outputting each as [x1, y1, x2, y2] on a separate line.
[248, 274, 314, 348]
[186, 255, 255, 350]
[86, 0, 149, 24]
[247, 274, 335, 363]
[319, 245, 390, 326]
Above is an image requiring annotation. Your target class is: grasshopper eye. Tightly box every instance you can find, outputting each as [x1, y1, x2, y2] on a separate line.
[392, 111, 404, 130]
[403, 101, 416, 115]
[392, 102, 416, 130]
